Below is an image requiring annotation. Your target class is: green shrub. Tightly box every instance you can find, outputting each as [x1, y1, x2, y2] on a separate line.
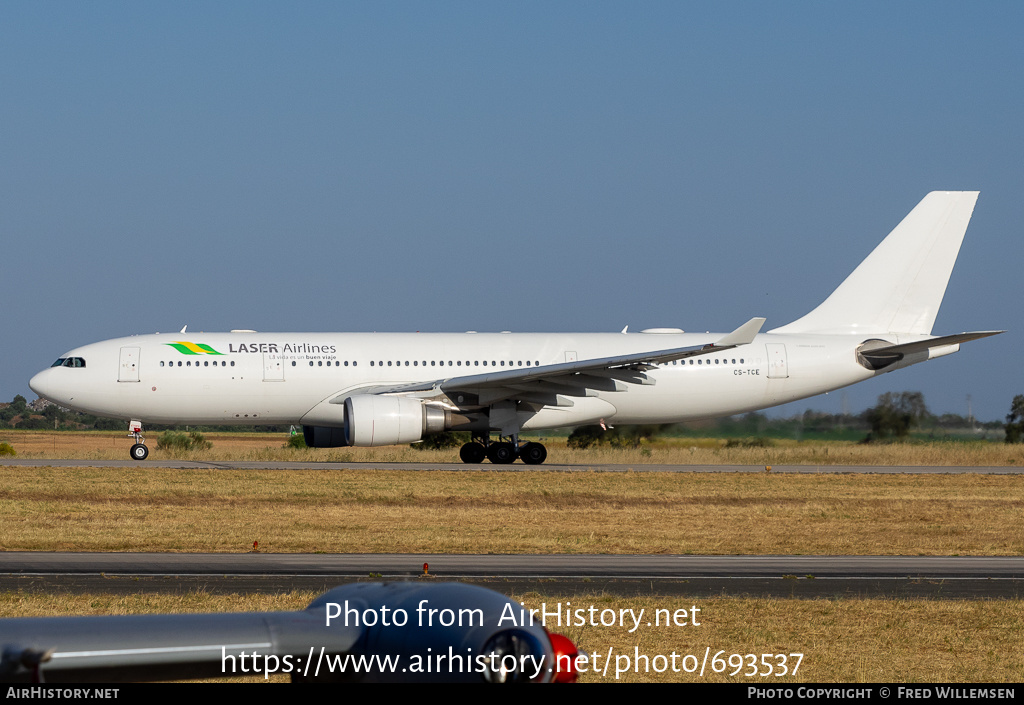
[285, 433, 307, 449]
[568, 424, 664, 450]
[724, 436, 775, 448]
[567, 425, 605, 449]
[0, 442, 15, 457]
[156, 431, 212, 451]
[411, 431, 470, 450]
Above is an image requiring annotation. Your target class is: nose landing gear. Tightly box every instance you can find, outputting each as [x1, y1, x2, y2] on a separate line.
[128, 420, 148, 460]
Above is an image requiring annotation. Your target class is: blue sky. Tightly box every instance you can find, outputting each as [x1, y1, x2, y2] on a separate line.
[2, 2, 1020, 421]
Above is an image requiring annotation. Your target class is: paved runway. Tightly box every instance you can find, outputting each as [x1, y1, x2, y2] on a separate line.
[3, 553, 1023, 599]
[2, 458, 1021, 473]
[6, 552, 1024, 578]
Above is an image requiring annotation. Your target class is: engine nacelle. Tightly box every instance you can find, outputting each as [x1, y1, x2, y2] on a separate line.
[345, 395, 448, 447]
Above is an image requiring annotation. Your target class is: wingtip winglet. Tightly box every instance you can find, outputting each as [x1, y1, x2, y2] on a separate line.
[715, 317, 766, 347]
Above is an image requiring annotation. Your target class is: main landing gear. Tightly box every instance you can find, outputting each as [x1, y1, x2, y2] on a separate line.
[459, 434, 548, 465]
[128, 420, 149, 460]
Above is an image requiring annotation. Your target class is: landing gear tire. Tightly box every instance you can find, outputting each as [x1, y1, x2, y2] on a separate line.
[130, 443, 149, 461]
[459, 442, 487, 464]
[487, 442, 517, 464]
[519, 442, 547, 465]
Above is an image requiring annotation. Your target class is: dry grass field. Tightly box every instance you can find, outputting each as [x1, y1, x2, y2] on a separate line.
[2, 590, 1021, 683]
[0, 466, 1021, 554]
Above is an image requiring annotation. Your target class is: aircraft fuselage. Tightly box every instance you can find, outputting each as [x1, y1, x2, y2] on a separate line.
[30, 329, 911, 429]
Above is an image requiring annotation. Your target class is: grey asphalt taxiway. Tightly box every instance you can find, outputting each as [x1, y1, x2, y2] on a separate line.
[3, 553, 1023, 599]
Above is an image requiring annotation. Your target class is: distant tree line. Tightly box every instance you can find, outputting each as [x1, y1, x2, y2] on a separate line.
[565, 391, 1006, 447]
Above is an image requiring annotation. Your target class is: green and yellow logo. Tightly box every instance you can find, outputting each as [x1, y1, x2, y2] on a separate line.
[166, 341, 225, 355]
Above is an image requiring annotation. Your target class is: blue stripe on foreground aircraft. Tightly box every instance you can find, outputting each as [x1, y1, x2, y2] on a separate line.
[29, 192, 1001, 463]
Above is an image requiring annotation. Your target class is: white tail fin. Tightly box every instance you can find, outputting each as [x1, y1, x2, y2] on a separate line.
[771, 191, 979, 336]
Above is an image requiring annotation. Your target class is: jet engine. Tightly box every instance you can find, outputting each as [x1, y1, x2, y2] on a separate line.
[344, 395, 449, 446]
[303, 395, 463, 448]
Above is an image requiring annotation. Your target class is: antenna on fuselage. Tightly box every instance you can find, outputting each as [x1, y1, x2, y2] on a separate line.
[180, 325, 188, 333]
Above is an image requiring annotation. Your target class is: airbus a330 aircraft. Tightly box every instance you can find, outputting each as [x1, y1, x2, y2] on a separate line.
[30, 192, 1000, 464]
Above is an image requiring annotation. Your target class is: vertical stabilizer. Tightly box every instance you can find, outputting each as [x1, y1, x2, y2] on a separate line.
[770, 191, 979, 335]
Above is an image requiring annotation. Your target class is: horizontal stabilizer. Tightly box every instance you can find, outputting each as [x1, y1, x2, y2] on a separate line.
[868, 330, 1003, 356]
[858, 330, 1002, 370]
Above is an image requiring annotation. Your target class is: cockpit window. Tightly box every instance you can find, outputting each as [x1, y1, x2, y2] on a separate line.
[51, 358, 66, 367]
[57, 357, 86, 368]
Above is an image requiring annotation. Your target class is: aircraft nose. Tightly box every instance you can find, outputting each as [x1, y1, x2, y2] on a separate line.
[29, 368, 55, 402]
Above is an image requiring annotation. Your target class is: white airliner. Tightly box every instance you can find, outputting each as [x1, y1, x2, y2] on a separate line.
[30, 192, 1000, 464]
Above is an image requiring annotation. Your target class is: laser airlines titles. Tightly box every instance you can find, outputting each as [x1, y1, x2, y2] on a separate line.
[227, 342, 337, 354]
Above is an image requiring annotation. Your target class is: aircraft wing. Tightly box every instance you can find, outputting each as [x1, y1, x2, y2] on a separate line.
[342, 318, 765, 407]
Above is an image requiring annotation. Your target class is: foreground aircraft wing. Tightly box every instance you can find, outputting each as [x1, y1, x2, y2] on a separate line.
[0, 583, 574, 683]
[347, 318, 765, 406]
